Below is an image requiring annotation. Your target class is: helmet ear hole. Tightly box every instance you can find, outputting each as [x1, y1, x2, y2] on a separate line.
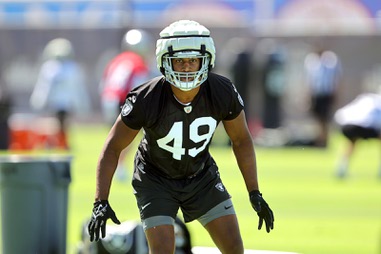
[167, 46, 174, 56]
[200, 45, 206, 55]
[160, 67, 165, 75]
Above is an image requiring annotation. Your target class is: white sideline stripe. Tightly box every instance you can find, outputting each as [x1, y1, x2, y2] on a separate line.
[192, 246, 300, 254]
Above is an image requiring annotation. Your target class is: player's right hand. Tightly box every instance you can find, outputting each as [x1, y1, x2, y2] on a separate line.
[87, 200, 121, 241]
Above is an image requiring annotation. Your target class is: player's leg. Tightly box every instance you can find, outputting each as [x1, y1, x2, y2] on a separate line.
[337, 139, 356, 178]
[56, 110, 69, 149]
[337, 139, 355, 177]
[312, 95, 333, 148]
[204, 215, 243, 254]
[145, 222, 175, 254]
[336, 125, 359, 178]
[197, 200, 244, 254]
[182, 164, 243, 253]
[132, 163, 179, 253]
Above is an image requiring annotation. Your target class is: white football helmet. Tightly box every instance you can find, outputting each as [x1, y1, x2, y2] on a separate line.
[43, 38, 74, 60]
[156, 20, 216, 91]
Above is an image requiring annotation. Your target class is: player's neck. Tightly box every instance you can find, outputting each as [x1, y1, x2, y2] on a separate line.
[171, 85, 200, 105]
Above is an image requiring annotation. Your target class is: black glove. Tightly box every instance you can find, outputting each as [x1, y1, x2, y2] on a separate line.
[249, 190, 274, 233]
[88, 200, 121, 241]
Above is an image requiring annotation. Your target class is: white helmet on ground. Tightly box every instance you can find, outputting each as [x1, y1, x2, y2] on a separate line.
[156, 20, 216, 91]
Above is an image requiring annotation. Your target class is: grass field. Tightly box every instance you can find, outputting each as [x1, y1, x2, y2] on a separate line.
[1, 123, 381, 254]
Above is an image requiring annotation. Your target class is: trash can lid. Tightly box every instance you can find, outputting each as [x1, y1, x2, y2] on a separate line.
[0, 154, 73, 163]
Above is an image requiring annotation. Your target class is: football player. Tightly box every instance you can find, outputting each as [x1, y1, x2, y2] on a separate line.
[334, 92, 381, 178]
[99, 29, 156, 181]
[88, 20, 274, 253]
[30, 38, 90, 149]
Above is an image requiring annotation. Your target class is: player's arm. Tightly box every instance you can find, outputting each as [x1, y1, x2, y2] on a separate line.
[95, 115, 140, 201]
[222, 110, 258, 192]
[223, 110, 274, 233]
[88, 115, 140, 242]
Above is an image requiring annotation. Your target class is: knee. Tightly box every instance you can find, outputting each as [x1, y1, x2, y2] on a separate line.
[148, 239, 175, 254]
[145, 225, 175, 254]
[149, 244, 175, 254]
[220, 236, 244, 254]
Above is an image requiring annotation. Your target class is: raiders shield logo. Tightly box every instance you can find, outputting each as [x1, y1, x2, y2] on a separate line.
[121, 100, 133, 116]
[184, 105, 192, 114]
[215, 183, 225, 192]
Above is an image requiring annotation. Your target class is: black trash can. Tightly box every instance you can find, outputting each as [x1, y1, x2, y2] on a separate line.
[0, 155, 72, 254]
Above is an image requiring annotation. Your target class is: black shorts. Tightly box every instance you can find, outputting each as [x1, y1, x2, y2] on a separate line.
[342, 124, 379, 141]
[131, 161, 231, 224]
[311, 95, 334, 121]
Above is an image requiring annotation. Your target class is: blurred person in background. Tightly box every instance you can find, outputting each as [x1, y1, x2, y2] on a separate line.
[99, 29, 155, 181]
[250, 39, 287, 147]
[227, 38, 253, 146]
[88, 20, 274, 253]
[0, 83, 12, 149]
[334, 92, 381, 178]
[261, 45, 286, 130]
[30, 38, 90, 150]
[229, 38, 252, 120]
[304, 45, 342, 147]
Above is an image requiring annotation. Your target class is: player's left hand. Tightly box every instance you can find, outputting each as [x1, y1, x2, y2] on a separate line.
[88, 200, 121, 241]
[249, 190, 274, 233]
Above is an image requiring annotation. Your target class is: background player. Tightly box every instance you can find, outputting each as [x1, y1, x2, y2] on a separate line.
[334, 92, 381, 178]
[99, 29, 155, 180]
[304, 45, 342, 147]
[30, 38, 90, 149]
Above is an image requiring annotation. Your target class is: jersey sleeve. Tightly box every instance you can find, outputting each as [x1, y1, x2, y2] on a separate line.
[120, 89, 146, 130]
[209, 73, 244, 121]
[224, 82, 244, 121]
[120, 76, 164, 130]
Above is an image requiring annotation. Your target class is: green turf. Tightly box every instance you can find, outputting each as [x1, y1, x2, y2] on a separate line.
[1, 124, 381, 254]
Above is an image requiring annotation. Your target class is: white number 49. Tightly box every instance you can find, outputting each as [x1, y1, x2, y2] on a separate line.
[157, 117, 217, 160]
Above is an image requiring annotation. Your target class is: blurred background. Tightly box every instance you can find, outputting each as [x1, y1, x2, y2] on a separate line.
[1, 0, 381, 254]
[1, 0, 381, 146]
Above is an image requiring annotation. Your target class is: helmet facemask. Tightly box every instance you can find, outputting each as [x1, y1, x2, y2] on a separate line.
[162, 51, 211, 91]
[156, 20, 216, 91]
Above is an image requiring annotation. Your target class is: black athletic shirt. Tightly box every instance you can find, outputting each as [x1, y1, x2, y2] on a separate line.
[121, 72, 244, 179]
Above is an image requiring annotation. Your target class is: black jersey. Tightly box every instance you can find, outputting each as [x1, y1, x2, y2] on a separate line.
[121, 72, 244, 179]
